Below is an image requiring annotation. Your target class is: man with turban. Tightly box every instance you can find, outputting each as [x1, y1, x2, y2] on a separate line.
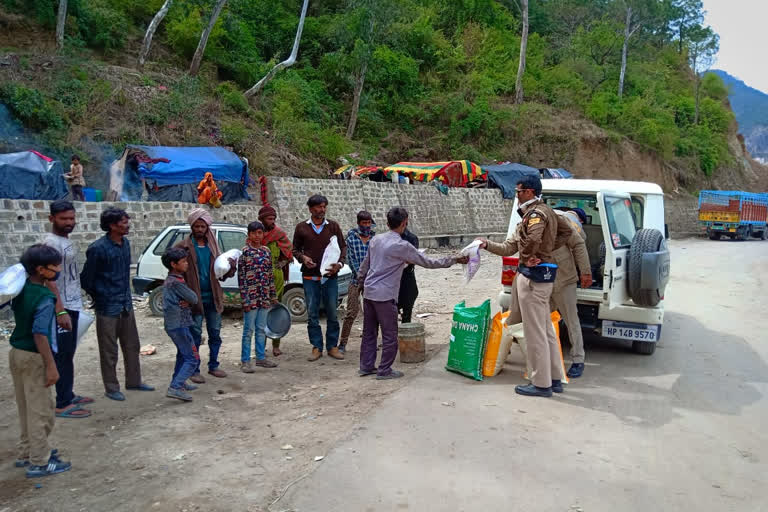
[174, 208, 235, 382]
[258, 205, 293, 356]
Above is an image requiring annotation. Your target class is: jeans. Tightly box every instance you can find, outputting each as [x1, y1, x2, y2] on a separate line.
[166, 327, 199, 389]
[190, 302, 222, 373]
[54, 309, 79, 409]
[241, 308, 269, 362]
[303, 278, 339, 352]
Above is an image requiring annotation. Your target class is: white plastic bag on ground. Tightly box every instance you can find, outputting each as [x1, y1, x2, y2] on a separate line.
[0, 263, 27, 306]
[320, 236, 341, 276]
[77, 311, 94, 344]
[460, 239, 483, 284]
[214, 249, 242, 279]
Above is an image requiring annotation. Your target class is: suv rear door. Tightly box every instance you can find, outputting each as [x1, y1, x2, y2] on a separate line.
[597, 191, 636, 309]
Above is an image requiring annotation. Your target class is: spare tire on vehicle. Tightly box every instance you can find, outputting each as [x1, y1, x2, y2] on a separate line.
[627, 229, 670, 307]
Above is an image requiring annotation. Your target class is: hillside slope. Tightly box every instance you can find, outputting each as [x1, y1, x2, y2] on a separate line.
[710, 69, 768, 162]
[1, 2, 766, 195]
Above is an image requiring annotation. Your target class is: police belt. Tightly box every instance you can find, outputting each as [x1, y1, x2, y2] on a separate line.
[518, 263, 558, 283]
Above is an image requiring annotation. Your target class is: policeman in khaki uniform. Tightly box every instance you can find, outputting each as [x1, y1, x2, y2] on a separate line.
[478, 175, 571, 397]
[552, 208, 592, 378]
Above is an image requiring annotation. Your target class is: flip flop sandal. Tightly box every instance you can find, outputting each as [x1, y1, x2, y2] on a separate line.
[55, 404, 92, 418]
[71, 395, 94, 405]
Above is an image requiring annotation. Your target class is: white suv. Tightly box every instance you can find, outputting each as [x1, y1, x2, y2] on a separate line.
[497, 179, 671, 355]
[132, 223, 352, 322]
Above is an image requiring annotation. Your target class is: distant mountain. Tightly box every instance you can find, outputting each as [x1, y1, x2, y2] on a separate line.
[710, 70, 768, 161]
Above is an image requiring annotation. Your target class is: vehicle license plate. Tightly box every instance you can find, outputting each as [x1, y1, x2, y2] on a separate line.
[602, 321, 659, 342]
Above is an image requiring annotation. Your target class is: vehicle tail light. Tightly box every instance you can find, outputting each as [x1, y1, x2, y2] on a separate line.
[501, 256, 519, 286]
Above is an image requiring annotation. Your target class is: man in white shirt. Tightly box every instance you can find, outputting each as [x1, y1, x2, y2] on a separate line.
[44, 200, 93, 418]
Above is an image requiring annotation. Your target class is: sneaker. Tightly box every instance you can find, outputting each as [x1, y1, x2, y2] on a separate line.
[551, 380, 564, 393]
[166, 387, 193, 402]
[189, 373, 206, 384]
[241, 361, 256, 374]
[376, 370, 404, 380]
[183, 382, 198, 391]
[328, 347, 345, 360]
[15, 449, 58, 468]
[308, 348, 323, 361]
[514, 384, 553, 397]
[567, 363, 585, 378]
[104, 391, 126, 401]
[26, 454, 71, 478]
[253, 358, 278, 368]
[126, 383, 155, 392]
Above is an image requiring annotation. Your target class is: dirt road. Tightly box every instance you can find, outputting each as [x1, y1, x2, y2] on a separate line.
[1, 240, 767, 511]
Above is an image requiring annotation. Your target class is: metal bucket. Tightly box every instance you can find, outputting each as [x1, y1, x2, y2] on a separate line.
[398, 322, 426, 363]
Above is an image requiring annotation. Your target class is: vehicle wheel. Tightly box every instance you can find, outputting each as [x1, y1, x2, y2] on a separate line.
[736, 226, 749, 241]
[281, 287, 307, 323]
[148, 287, 164, 317]
[627, 229, 670, 307]
[761, 229, 767, 240]
[632, 340, 656, 355]
[708, 232, 721, 241]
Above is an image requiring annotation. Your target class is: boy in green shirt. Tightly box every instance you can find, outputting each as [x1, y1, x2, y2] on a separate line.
[10, 244, 73, 477]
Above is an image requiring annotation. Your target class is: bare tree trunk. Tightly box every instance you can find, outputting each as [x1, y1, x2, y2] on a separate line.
[56, 0, 68, 51]
[244, 0, 309, 98]
[346, 59, 368, 139]
[138, 0, 173, 69]
[189, 0, 227, 77]
[618, 6, 632, 99]
[514, 0, 528, 105]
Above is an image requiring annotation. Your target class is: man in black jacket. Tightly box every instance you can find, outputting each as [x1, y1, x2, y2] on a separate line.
[398, 229, 419, 323]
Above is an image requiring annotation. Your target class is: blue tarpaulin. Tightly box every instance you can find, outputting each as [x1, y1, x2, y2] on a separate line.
[483, 163, 540, 199]
[128, 145, 245, 186]
[0, 151, 67, 200]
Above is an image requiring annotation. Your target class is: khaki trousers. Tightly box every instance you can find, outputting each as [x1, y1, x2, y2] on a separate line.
[506, 274, 564, 388]
[9, 348, 55, 466]
[552, 282, 585, 363]
[96, 310, 142, 393]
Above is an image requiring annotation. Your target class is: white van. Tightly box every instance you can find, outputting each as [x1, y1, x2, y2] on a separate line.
[132, 223, 352, 322]
[497, 179, 670, 355]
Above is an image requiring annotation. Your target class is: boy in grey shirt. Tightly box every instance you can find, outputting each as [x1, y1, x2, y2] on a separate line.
[161, 248, 200, 402]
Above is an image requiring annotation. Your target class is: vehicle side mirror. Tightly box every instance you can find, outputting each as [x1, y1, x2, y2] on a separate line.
[664, 224, 670, 239]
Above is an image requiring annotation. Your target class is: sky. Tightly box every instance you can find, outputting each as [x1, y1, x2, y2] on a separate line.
[703, 0, 768, 94]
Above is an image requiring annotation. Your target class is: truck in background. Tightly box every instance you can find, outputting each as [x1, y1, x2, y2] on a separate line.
[698, 191, 768, 241]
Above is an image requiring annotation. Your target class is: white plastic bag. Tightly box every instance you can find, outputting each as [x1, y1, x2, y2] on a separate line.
[459, 239, 483, 284]
[320, 236, 341, 276]
[77, 311, 94, 344]
[214, 249, 242, 279]
[0, 263, 27, 306]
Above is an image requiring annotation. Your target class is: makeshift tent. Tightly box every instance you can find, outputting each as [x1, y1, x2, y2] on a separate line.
[0, 151, 67, 200]
[333, 165, 384, 180]
[383, 161, 485, 187]
[483, 163, 541, 199]
[109, 145, 249, 203]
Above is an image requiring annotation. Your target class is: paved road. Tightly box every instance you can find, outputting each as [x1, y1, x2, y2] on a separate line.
[280, 239, 768, 512]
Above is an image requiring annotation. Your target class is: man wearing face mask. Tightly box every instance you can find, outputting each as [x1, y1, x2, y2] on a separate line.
[339, 210, 375, 354]
[477, 175, 570, 397]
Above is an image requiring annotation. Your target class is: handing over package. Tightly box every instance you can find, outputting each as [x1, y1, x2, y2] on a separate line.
[459, 240, 483, 284]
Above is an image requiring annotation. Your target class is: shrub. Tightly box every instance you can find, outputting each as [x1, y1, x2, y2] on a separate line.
[220, 119, 248, 151]
[0, 83, 65, 131]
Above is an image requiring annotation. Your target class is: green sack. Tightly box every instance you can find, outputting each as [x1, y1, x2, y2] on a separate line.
[445, 299, 491, 381]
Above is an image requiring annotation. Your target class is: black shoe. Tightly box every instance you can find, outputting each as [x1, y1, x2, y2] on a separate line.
[551, 380, 564, 393]
[515, 384, 553, 397]
[376, 370, 404, 380]
[358, 368, 377, 377]
[567, 363, 585, 378]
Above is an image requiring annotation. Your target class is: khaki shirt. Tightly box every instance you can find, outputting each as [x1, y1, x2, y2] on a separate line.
[552, 218, 591, 293]
[486, 202, 572, 262]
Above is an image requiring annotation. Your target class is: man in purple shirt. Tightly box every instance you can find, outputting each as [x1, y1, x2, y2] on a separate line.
[357, 207, 468, 379]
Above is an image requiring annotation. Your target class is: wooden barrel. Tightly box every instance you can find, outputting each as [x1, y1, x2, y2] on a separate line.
[398, 322, 426, 363]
